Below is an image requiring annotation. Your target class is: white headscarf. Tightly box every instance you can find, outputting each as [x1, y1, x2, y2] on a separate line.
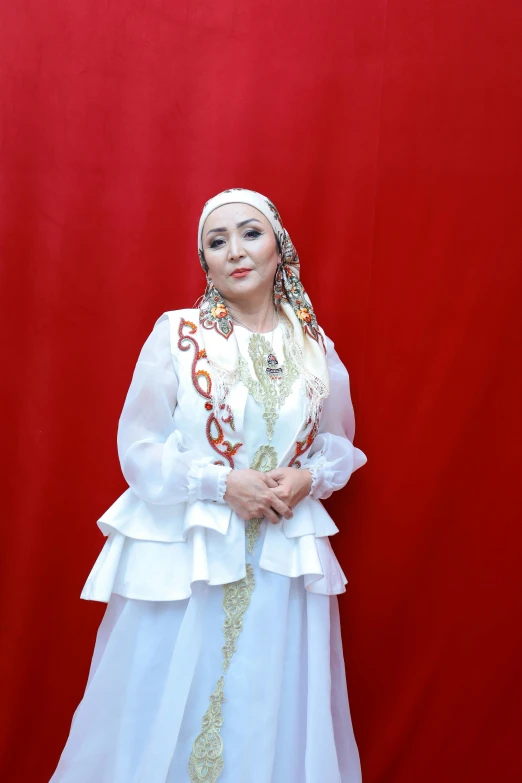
[197, 187, 329, 425]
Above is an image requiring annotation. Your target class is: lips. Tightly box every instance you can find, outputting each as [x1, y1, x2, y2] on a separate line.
[230, 268, 253, 278]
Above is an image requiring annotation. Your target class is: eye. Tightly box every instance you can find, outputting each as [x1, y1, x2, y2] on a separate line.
[209, 238, 225, 249]
[244, 229, 262, 239]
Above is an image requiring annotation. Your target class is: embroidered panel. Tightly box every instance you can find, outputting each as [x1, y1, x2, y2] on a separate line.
[245, 444, 278, 554]
[178, 318, 243, 468]
[188, 444, 278, 782]
[238, 332, 299, 441]
[188, 566, 255, 783]
[187, 676, 225, 783]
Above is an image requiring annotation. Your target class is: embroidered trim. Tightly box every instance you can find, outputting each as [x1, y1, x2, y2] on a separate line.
[238, 332, 299, 441]
[187, 677, 225, 783]
[188, 444, 278, 782]
[178, 318, 243, 469]
[245, 444, 278, 554]
[206, 412, 242, 469]
[288, 413, 320, 469]
[177, 319, 212, 399]
[188, 566, 255, 783]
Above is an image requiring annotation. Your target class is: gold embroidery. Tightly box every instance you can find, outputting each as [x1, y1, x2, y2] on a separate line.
[245, 444, 278, 554]
[188, 567, 255, 783]
[250, 443, 278, 473]
[187, 677, 225, 783]
[245, 520, 262, 557]
[188, 445, 279, 782]
[221, 566, 256, 671]
[238, 332, 299, 440]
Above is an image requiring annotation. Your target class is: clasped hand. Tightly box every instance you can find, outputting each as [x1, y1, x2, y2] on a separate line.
[224, 467, 312, 525]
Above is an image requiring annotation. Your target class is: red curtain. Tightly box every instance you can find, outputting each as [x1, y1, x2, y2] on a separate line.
[1, 1, 521, 781]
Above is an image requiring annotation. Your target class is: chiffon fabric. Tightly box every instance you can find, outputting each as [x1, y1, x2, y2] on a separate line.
[50, 314, 366, 783]
[80, 314, 367, 603]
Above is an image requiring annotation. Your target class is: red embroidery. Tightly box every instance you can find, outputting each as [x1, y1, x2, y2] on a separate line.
[206, 413, 243, 468]
[178, 318, 243, 468]
[288, 411, 321, 468]
[178, 319, 211, 399]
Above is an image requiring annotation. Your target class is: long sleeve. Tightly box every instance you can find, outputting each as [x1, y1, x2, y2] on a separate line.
[116, 315, 231, 505]
[301, 334, 367, 500]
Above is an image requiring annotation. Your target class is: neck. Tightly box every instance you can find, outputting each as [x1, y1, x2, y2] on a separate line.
[224, 294, 277, 333]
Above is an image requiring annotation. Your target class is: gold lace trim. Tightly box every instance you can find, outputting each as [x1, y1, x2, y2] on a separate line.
[187, 677, 225, 782]
[245, 444, 277, 554]
[238, 332, 299, 440]
[188, 444, 278, 782]
[188, 567, 255, 783]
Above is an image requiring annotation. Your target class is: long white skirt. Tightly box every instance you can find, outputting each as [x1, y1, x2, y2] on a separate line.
[50, 525, 362, 783]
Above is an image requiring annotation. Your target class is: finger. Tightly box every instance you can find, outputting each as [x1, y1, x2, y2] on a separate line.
[270, 486, 289, 503]
[266, 469, 284, 480]
[259, 474, 278, 488]
[265, 507, 280, 525]
[269, 494, 293, 519]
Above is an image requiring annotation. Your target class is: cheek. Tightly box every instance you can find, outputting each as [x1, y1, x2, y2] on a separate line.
[205, 254, 226, 280]
[252, 238, 279, 273]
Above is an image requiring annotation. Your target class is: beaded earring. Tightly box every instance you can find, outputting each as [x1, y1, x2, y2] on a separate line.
[199, 276, 234, 338]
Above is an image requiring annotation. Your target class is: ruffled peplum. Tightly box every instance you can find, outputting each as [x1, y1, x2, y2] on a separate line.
[80, 490, 348, 603]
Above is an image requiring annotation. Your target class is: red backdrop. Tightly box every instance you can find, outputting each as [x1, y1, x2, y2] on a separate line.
[1, 1, 522, 781]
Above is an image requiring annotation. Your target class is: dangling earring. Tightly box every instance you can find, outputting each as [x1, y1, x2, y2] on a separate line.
[274, 256, 285, 306]
[194, 274, 215, 308]
[282, 232, 299, 266]
[199, 277, 233, 338]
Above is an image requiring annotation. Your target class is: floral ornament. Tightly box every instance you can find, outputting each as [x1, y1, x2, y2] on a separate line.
[212, 303, 228, 319]
[265, 198, 282, 225]
[296, 307, 313, 323]
[273, 230, 322, 345]
[199, 279, 234, 339]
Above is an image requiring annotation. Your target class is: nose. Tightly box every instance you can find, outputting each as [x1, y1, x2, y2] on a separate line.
[228, 231, 246, 261]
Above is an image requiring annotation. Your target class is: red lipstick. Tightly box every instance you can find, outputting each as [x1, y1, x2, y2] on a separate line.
[230, 268, 252, 278]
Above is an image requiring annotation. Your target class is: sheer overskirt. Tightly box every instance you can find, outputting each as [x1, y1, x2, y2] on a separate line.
[50, 524, 362, 783]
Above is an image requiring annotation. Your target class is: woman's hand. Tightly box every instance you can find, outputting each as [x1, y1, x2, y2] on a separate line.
[224, 469, 294, 525]
[265, 467, 312, 510]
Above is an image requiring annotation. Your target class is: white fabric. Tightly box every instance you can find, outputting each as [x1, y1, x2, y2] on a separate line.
[50, 310, 366, 782]
[81, 311, 367, 603]
[198, 188, 285, 254]
[50, 526, 362, 783]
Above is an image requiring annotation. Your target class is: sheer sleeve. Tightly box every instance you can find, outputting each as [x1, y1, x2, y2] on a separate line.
[301, 333, 367, 500]
[116, 315, 231, 505]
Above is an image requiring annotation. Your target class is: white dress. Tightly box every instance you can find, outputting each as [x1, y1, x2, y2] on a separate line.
[49, 314, 367, 783]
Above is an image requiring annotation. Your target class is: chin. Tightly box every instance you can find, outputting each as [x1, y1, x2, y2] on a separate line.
[227, 278, 259, 295]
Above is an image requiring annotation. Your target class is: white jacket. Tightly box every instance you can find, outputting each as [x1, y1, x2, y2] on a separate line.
[81, 309, 367, 602]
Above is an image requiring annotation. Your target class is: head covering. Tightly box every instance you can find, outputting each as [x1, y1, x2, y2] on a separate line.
[196, 187, 329, 426]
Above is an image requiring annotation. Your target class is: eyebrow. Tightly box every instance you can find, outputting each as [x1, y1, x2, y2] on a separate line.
[206, 218, 263, 237]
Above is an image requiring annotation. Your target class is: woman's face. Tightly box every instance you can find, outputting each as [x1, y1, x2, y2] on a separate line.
[201, 203, 280, 306]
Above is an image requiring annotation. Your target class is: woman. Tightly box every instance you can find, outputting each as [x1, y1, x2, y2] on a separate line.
[50, 188, 367, 783]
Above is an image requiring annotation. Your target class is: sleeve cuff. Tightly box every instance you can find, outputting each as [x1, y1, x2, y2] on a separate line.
[187, 460, 232, 503]
[307, 462, 326, 499]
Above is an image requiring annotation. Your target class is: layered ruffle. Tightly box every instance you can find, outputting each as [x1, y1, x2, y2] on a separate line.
[80, 490, 348, 602]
